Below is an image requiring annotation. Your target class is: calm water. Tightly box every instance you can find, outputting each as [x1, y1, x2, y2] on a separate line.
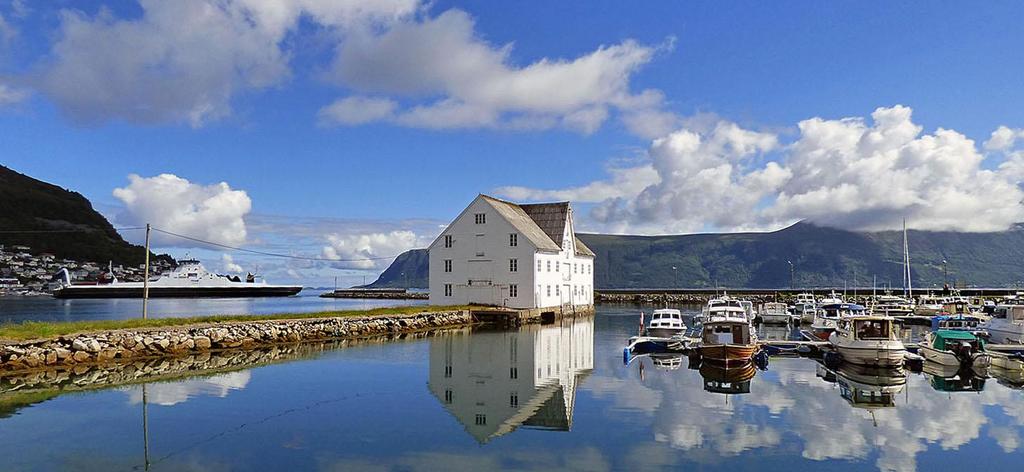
[0, 290, 426, 324]
[2, 305, 1024, 471]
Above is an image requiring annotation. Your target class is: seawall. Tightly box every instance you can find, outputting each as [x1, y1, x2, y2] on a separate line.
[0, 309, 470, 374]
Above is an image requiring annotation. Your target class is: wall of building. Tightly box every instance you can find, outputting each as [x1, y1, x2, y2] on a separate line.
[429, 197, 537, 308]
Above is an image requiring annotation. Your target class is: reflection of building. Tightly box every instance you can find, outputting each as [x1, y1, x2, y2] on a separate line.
[428, 317, 594, 443]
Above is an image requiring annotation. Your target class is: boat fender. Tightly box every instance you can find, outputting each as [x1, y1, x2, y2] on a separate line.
[754, 351, 770, 370]
[623, 348, 631, 365]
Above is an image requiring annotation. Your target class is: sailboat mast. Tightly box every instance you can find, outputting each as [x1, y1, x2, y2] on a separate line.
[903, 219, 912, 299]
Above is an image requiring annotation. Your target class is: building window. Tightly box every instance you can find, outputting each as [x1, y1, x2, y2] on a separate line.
[444, 235, 453, 248]
[555, 262, 559, 272]
[546, 261, 551, 272]
[444, 284, 452, 297]
[444, 259, 452, 273]
[445, 365, 452, 378]
[474, 213, 486, 224]
[555, 285, 560, 296]
[510, 392, 519, 408]
[510, 284, 518, 297]
[475, 414, 487, 425]
[510, 367, 518, 379]
[537, 260, 542, 272]
[547, 285, 551, 296]
[509, 233, 518, 247]
[574, 263, 577, 274]
[445, 389, 453, 404]
[509, 259, 518, 272]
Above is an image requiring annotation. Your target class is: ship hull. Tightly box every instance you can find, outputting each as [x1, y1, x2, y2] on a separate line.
[52, 285, 302, 299]
[699, 344, 757, 365]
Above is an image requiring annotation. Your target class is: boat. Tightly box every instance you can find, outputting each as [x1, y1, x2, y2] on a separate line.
[819, 290, 843, 306]
[810, 303, 867, 340]
[793, 302, 817, 324]
[923, 361, 987, 392]
[918, 330, 991, 369]
[980, 304, 1024, 344]
[699, 316, 758, 366]
[759, 302, 791, 324]
[914, 294, 945, 316]
[699, 295, 751, 324]
[872, 293, 914, 316]
[828, 315, 906, 367]
[929, 314, 985, 334]
[52, 259, 303, 298]
[645, 308, 686, 338]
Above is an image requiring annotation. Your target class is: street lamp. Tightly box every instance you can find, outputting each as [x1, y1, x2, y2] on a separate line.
[942, 259, 948, 289]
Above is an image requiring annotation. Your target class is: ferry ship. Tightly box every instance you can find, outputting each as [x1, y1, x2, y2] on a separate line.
[52, 259, 302, 299]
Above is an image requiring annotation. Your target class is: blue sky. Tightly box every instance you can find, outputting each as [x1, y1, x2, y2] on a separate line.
[3, 1, 1024, 285]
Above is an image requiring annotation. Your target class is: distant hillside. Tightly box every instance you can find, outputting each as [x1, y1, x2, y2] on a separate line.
[367, 222, 1024, 289]
[361, 249, 428, 289]
[0, 165, 161, 266]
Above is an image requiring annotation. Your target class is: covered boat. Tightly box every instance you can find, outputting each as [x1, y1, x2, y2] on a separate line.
[918, 330, 990, 369]
[828, 315, 906, 367]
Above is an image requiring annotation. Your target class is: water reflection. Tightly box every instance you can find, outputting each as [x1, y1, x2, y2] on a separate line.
[428, 317, 594, 443]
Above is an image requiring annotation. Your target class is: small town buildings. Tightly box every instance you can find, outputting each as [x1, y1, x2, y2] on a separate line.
[428, 195, 595, 311]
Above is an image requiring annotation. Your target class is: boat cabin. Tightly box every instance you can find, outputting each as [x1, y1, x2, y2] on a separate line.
[836, 316, 898, 341]
[702, 319, 754, 346]
[795, 293, 816, 305]
[703, 298, 750, 322]
[819, 303, 867, 320]
[928, 330, 984, 352]
[930, 315, 984, 332]
[762, 302, 789, 316]
[991, 305, 1024, 323]
[648, 309, 684, 329]
[941, 301, 975, 316]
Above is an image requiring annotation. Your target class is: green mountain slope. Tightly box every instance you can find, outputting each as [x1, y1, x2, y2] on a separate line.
[0, 165, 155, 266]
[369, 222, 1024, 289]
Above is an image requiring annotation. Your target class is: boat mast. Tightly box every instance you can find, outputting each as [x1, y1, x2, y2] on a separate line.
[903, 219, 912, 299]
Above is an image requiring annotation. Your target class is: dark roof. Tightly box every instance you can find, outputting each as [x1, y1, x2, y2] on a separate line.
[520, 203, 569, 247]
[479, 195, 595, 257]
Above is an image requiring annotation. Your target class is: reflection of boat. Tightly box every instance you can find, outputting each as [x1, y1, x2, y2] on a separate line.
[52, 259, 302, 298]
[918, 330, 990, 369]
[990, 365, 1024, 389]
[700, 362, 755, 394]
[428, 318, 594, 443]
[922, 361, 987, 392]
[829, 316, 906, 367]
[699, 317, 758, 365]
[835, 363, 906, 409]
[759, 302, 791, 324]
[758, 323, 793, 342]
[646, 309, 686, 338]
[650, 353, 685, 371]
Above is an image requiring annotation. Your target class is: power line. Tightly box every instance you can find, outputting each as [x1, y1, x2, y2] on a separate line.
[151, 227, 400, 262]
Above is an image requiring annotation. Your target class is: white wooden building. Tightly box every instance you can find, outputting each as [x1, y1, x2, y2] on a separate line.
[428, 195, 595, 310]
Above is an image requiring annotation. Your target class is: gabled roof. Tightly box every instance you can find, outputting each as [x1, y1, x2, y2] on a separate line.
[480, 195, 595, 257]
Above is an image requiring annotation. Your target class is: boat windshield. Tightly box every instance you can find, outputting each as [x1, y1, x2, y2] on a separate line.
[855, 320, 893, 340]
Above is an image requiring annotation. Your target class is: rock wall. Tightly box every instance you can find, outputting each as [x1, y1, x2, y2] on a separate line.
[0, 310, 470, 374]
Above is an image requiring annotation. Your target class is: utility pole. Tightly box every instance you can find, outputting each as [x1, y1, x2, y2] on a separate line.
[143, 223, 151, 320]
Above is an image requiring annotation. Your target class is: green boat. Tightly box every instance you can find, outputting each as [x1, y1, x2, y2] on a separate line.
[918, 329, 990, 369]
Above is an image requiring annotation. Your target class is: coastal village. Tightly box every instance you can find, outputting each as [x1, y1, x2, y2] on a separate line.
[0, 244, 173, 296]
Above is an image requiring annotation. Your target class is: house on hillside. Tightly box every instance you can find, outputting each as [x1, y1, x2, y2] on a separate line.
[428, 195, 595, 310]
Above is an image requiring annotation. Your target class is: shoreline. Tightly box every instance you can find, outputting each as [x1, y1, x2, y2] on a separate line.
[0, 307, 473, 374]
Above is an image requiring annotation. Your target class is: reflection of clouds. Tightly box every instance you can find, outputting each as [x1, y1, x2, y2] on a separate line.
[124, 371, 251, 406]
[319, 447, 611, 472]
[988, 426, 1021, 453]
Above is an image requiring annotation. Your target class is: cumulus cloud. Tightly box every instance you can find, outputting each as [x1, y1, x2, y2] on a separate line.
[318, 96, 397, 125]
[113, 173, 252, 247]
[32, 0, 419, 126]
[321, 230, 425, 270]
[0, 82, 27, 107]
[221, 254, 243, 274]
[503, 105, 1024, 233]
[319, 9, 672, 133]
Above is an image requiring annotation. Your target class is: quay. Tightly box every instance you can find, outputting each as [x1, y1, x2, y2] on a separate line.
[597, 287, 1024, 304]
[319, 288, 428, 300]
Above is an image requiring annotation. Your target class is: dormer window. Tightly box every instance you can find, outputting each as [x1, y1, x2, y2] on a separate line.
[474, 213, 486, 224]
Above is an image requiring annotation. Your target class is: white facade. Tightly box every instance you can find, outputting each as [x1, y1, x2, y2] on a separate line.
[428, 195, 595, 309]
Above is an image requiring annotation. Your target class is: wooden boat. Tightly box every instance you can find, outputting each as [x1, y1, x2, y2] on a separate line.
[828, 315, 906, 367]
[918, 330, 990, 369]
[699, 317, 758, 365]
[700, 361, 755, 394]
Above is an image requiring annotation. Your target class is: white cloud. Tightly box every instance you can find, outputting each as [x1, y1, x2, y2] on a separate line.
[113, 173, 252, 247]
[507, 105, 1024, 234]
[984, 126, 1024, 152]
[320, 9, 672, 133]
[318, 96, 397, 125]
[321, 230, 425, 270]
[0, 83, 27, 107]
[496, 165, 660, 203]
[125, 371, 250, 406]
[32, 0, 419, 126]
[221, 254, 243, 274]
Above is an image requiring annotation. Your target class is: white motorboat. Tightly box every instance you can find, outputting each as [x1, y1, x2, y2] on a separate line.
[914, 295, 945, 316]
[918, 330, 990, 369]
[52, 259, 303, 298]
[981, 304, 1024, 344]
[810, 303, 867, 340]
[829, 315, 906, 368]
[759, 302, 791, 324]
[793, 302, 817, 324]
[873, 294, 914, 317]
[645, 308, 686, 338]
[819, 290, 843, 306]
[699, 296, 751, 324]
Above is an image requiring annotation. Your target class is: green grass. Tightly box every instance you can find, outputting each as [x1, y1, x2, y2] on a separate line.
[0, 305, 470, 342]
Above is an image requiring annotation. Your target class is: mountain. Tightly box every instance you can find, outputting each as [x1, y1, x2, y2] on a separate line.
[0, 165, 160, 266]
[360, 249, 428, 288]
[367, 222, 1024, 289]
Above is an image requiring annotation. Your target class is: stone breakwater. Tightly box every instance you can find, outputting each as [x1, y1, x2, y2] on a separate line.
[0, 310, 470, 374]
[596, 293, 782, 305]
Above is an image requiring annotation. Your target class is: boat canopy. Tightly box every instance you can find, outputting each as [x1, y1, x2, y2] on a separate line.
[930, 330, 982, 350]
